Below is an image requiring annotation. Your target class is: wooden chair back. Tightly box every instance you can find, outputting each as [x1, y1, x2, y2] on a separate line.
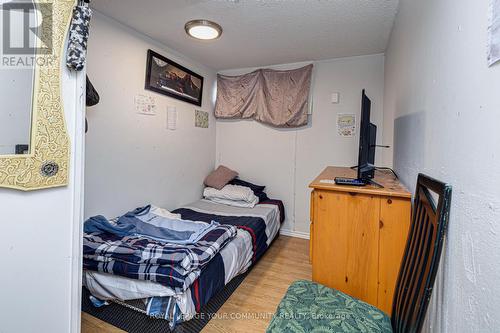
[391, 173, 452, 333]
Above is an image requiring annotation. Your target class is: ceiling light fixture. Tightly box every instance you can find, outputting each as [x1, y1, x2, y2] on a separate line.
[185, 19, 223, 40]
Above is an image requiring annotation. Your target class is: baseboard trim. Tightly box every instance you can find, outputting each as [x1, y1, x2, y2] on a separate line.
[280, 229, 310, 240]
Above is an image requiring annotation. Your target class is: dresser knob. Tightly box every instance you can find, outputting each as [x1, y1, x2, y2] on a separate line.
[319, 195, 323, 199]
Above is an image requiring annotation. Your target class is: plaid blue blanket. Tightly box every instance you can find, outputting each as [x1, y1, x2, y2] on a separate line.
[83, 223, 237, 293]
[83, 199, 284, 329]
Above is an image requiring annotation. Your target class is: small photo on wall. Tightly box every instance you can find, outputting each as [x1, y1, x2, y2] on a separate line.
[195, 110, 209, 128]
[145, 49, 204, 106]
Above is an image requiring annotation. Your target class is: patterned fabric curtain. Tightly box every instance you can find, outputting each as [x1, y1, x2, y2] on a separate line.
[215, 64, 313, 128]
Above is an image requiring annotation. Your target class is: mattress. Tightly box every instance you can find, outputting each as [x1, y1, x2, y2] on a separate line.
[83, 199, 282, 322]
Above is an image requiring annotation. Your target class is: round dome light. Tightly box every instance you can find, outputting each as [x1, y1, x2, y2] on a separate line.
[185, 20, 222, 40]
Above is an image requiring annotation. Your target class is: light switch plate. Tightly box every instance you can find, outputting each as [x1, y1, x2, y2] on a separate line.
[331, 92, 340, 104]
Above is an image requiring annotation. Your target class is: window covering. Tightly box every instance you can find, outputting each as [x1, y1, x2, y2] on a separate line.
[215, 64, 313, 128]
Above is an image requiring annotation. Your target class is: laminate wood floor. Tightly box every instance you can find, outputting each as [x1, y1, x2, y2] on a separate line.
[81, 236, 311, 333]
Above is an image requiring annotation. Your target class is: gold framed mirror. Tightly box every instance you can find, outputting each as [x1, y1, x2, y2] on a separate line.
[0, 0, 75, 191]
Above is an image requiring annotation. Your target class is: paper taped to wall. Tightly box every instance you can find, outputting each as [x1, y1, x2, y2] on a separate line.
[488, 0, 500, 66]
[167, 106, 177, 130]
[135, 94, 156, 115]
[337, 114, 356, 137]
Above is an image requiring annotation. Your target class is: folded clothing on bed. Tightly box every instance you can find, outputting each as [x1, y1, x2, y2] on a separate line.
[84, 215, 135, 237]
[84, 213, 218, 245]
[119, 205, 219, 244]
[203, 184, 259, 208]
[228, 178, 270, 203]
[83, 211, 237, 292]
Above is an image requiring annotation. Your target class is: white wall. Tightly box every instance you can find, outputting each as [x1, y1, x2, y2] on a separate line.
[384, 0, 500, 331]
[0, 66, 86, 331]
[216, 54, 386, 236]
[84, 12, 217, 219]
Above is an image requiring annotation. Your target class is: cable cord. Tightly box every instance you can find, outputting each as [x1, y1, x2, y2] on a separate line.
[374, 167, 399, 180]
[349, 165, 399, 180]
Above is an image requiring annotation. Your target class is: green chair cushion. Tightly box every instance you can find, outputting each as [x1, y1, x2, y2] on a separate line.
[266, 280, 392, 333]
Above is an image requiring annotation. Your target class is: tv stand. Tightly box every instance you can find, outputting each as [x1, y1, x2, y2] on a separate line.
[309, 166, 411, 315]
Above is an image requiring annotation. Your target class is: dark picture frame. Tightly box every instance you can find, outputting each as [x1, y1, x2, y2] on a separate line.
[145, 49, 204, 106]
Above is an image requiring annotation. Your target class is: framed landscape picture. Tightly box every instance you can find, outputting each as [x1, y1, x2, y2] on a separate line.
[145, 49, 204, 106]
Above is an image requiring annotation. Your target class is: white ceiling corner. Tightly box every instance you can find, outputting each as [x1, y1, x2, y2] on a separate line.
[91, 0, 399, 71]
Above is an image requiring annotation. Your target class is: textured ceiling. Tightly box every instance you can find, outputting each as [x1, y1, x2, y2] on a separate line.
[91, 0, 399, 70]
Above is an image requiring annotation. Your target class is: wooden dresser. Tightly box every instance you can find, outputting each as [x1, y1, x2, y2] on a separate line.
[309, 166, 411, 315]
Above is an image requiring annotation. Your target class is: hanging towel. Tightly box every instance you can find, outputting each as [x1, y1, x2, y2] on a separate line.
[67, 3, 92, 71]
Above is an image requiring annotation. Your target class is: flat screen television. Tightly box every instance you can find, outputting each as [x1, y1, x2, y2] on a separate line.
[357, 89, 377, 181]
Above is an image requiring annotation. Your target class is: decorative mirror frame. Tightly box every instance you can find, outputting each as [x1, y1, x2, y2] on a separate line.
[0, 0, 75, 191]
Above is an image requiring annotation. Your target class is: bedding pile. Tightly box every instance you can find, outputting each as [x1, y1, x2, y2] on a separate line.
[83, 198, 283, 328]
[83, 206, 237, 292]
[203, 184, 258, 208]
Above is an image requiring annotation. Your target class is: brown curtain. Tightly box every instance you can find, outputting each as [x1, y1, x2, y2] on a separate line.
[215, 64, 313, 128]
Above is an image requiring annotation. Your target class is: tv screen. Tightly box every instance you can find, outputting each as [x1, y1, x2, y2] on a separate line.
[357, 90, 376, 180]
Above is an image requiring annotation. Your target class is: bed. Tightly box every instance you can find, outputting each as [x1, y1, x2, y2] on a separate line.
[82, 198, 284, 329]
